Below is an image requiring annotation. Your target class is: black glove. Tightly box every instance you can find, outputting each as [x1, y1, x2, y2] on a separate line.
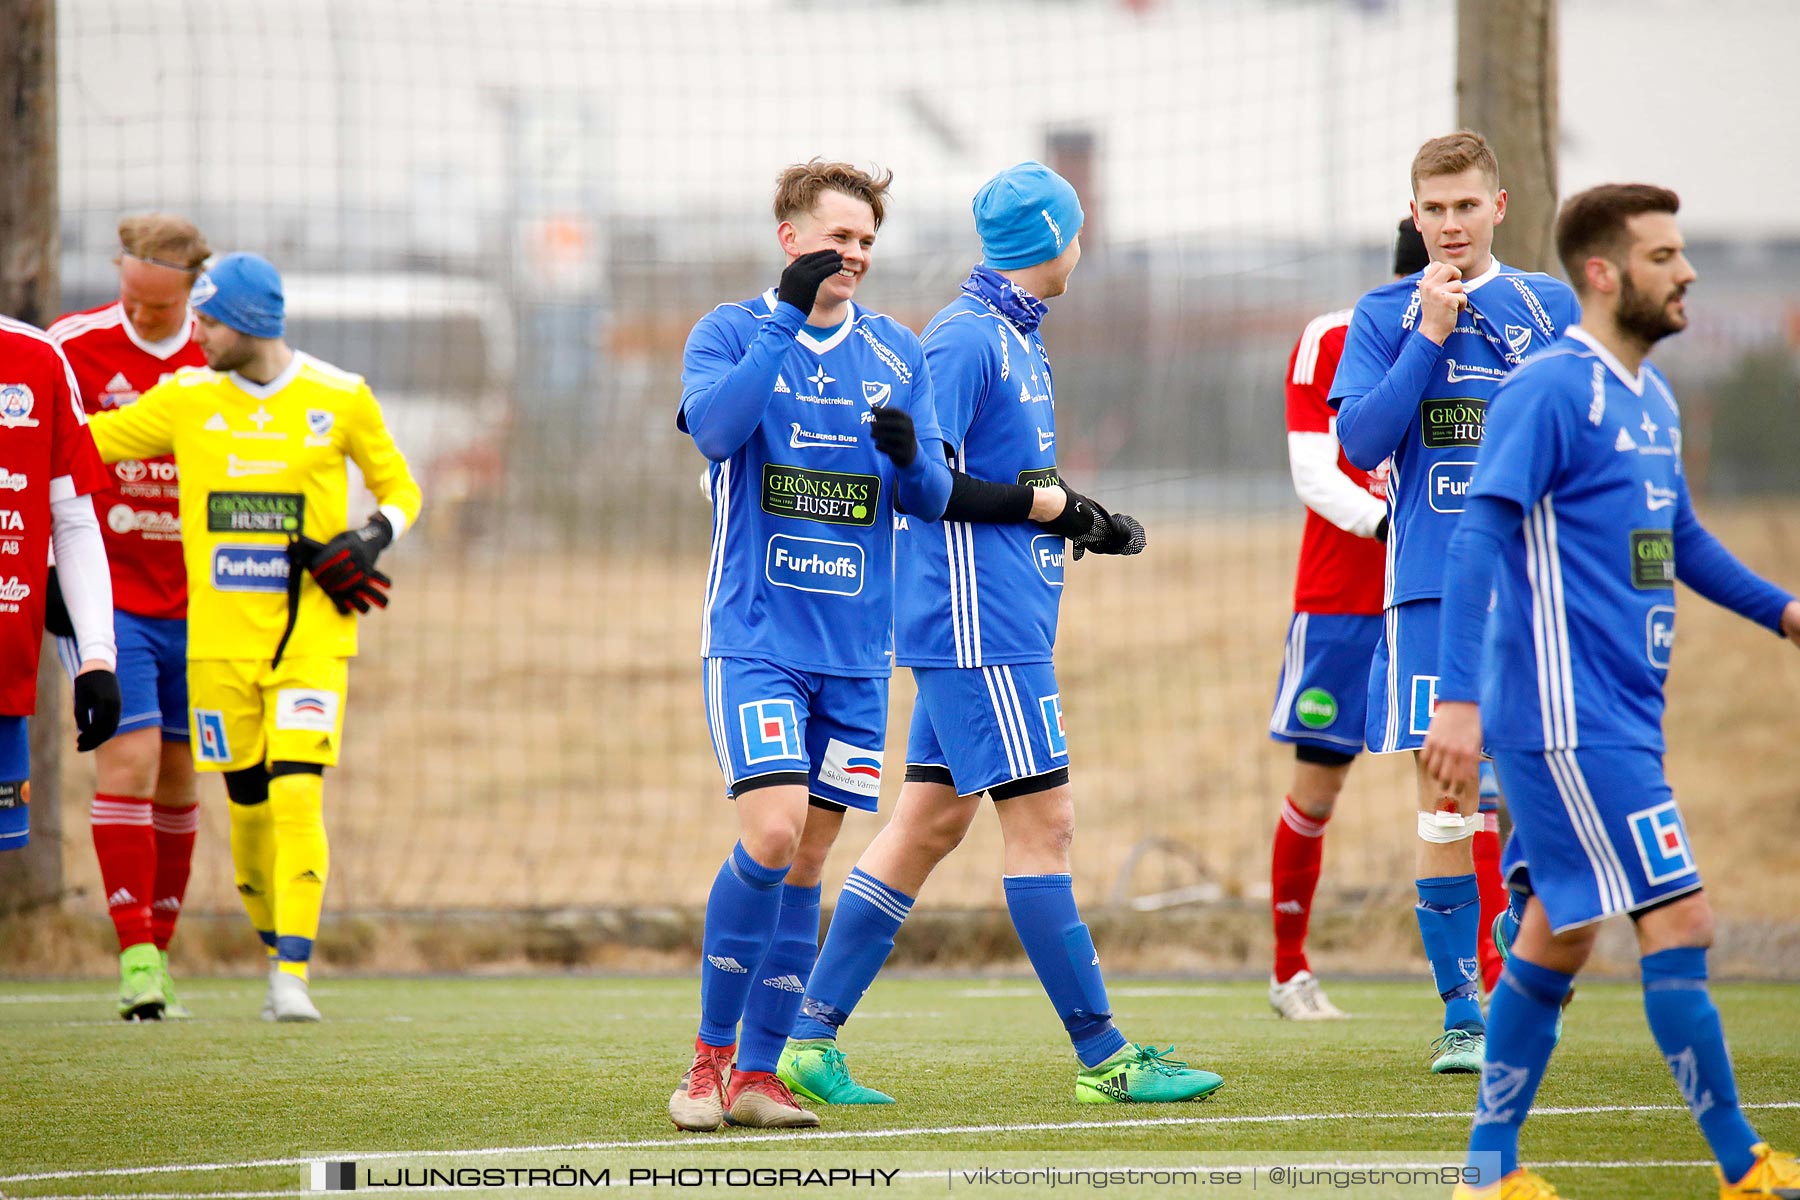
[1072, 502, 1147, 560]
[73, 668, 121, 752]
[42, 566, 74, 638]
[295, 514, 394, 615]
[1375, 515, 1389, 542]
[1035, 486, 1107, 542]
[870, 405, 918, 468]
[776, 250, 844, 315]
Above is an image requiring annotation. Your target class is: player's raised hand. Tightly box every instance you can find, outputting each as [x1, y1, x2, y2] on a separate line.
[776, 250, 845, 316]
[870, 405, 918, 468]
[1782, 599, 1800, 648]
[1417, 262, 1467, 345]
[1420, 699, 1483, 796]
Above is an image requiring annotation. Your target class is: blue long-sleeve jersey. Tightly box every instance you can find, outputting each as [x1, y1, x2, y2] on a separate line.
[895, 292, 1064, 667]
[680, 290, 949, 676]
[1436, 328, 1792, 752]
[1331, 260, 1579, 607]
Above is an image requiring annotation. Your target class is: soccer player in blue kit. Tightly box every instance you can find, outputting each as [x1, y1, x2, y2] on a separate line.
[668, 161, 959, 1131]
[1424, 185, 1800, 1200]
[1333, 132, 1580, 1074]
[775, 163, 1224, 1108]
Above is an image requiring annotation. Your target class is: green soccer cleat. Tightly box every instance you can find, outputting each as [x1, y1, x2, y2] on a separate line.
[158, 950, 193, 1020]
[778, 1038, 895, 1105]
[1075, 1044, 1224, 1104]
[1491, 910, 1570, 1046]
[1429, 1028, 1485, 1074]
[117, 943, 165, 1021]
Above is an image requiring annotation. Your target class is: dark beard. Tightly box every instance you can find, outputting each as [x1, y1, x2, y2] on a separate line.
[1615, 272, 1684, 347]
[206, 340, 255, 373]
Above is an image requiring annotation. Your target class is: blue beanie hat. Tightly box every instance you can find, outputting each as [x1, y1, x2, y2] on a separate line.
[973, 162, 1084, 270]
[191, 253, 285, 339]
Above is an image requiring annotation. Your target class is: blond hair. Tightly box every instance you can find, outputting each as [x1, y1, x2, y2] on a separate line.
[1410, 131, 1500, 195]
[772, 160, 893, 229]
[117, 213, 210, 272]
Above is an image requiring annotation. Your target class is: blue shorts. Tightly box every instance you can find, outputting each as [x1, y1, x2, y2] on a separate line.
[58, 611, 188, 741]
[906, 662, 1068, 798]
[0, 715, 29, 851]
[1366, 599, 1445, 754]
[702, 657, 888, 812]
[1493, 746, 1703, 933]
[1268, 612, 1381, 755]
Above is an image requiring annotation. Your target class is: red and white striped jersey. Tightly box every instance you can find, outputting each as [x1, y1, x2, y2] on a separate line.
[0, 317, 111, 715]
[48, 303, 202, 620]
[1285, 310, 1387, 615]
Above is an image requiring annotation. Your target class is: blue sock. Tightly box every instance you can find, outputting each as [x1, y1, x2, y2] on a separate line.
[1642, 947, 1760, 1184]
[1467, 957, 1574, 1182]
[1415, 874, 1485, 1032]
[1003, 874, 1127, 1069]
[696, 842, 789, 1048]
[736, 882, 821, 1073]
[790, 867, 914, 1043]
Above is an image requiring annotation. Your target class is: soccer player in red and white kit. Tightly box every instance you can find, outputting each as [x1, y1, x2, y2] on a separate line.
[1265, 221, 1433, 1020]
[1, 317, 121, 876]
[48, 214, 209, 1020]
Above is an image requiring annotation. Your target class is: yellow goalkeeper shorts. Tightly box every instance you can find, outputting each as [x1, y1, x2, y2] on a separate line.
[186, 657, 349, 772]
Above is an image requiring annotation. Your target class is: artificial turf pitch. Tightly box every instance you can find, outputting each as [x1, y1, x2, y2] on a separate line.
[4, 976, 1795, 1198]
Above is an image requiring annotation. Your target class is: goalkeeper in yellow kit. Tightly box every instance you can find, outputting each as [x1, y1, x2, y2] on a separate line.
[89, 254, 422, 1021]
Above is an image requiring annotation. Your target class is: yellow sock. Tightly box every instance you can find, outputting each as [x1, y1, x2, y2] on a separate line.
[270, 771, 329, 981]
[227, 795, 278, 954]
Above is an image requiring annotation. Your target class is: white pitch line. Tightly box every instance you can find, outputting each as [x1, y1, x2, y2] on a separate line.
[5, 1102, 1795, 1185]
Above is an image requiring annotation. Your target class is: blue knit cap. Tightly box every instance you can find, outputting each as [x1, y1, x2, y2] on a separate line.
[191, 253, 285, 339]
[973, 162, 1084, 270]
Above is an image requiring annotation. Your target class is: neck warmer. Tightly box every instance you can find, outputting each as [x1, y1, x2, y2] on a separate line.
[961, 264, 1048, 334]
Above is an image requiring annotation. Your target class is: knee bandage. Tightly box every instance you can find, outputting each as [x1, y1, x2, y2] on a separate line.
[1417, 809, 1482, 844]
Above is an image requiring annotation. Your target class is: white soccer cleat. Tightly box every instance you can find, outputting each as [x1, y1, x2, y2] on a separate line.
[268, 970, 322, 1022]
[1269, 970, 1348, 1021]
[260, 960, 279, 1021]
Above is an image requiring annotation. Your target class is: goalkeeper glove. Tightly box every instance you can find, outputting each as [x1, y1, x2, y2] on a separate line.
[73, 667, 121, 752]
[870, 405, 918, 468]
[293, 513, 395, 614]
[42, 566, 74, 638]
[776, 250, 845, 315]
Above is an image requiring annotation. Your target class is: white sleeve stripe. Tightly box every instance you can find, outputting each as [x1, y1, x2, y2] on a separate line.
[47, 310, 121, 342]
[59, 347, 89, 426]
[1291, 309, 1353, 387]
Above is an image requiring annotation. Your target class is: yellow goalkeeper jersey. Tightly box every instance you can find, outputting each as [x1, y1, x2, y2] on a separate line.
[89, 352, 423, 661]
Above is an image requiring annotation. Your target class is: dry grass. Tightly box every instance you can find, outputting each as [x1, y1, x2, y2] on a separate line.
[44, 504, 1800, 935]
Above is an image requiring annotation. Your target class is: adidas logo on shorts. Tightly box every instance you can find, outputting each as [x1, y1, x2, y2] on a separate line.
[707, 955, 747, 974]
[762, 974, 805, 993]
